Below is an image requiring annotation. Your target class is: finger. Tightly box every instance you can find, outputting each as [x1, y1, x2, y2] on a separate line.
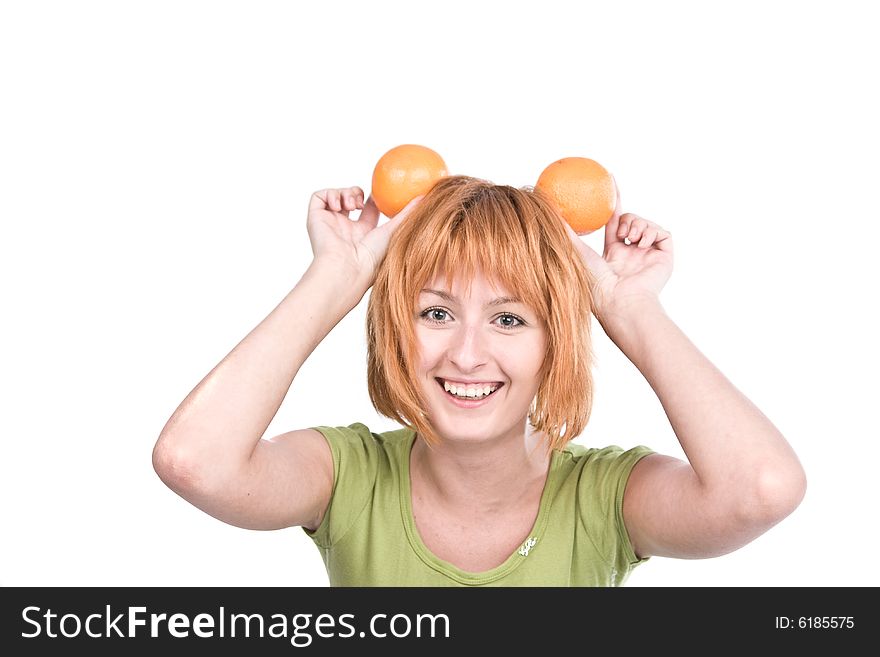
[325, 189, 343, 213]
[373, 193, 425, 237]
[627, 216, 644, 242]
[654, 228, 673, 255]
[342, 191, 361, 213]
[604, 176, 623, 251]
[616, 213, 637, 243]
[310, 187, 364, 215]
[309, 189, 333, 213]
[578, 240, 607, 274]
[561, 219, 606, 273]
[357, 195, 380, 231]
[616, 212, 640, 243]
[637, 228, 657, 249]
[344, 186, 365, 211]
[398, 194, 425, 219]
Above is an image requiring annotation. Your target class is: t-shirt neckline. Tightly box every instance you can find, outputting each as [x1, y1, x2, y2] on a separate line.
[398, 430, 560, 585]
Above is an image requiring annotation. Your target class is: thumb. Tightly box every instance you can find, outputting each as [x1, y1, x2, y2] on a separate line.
[564, 218, 609, 276]
[375, 194, 424, 239]
[576, 239, 609, 277]
[360, 194, 424, 261]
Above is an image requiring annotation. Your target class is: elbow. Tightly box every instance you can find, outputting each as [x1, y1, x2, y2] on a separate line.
[739, 460, 807, 526]
[152, 434, 206, 497]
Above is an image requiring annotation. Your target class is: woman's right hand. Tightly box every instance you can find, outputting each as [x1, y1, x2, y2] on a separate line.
[306, 186, 422, 289]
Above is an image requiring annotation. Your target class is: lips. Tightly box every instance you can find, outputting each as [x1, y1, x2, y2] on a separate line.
[435, 378, 503, 407]
[436, 377, 504, 387]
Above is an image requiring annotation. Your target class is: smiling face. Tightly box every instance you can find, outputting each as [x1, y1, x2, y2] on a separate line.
[414, 268, 549, 446]
[366, 176, 597, 451]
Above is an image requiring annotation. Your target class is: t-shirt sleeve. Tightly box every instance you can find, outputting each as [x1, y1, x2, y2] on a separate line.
[302, 422, 379, 549]
[578, 444, 655, 583]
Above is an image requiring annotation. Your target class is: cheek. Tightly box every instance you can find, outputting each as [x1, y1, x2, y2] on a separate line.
[413, 329, 442, 370]
[516, 335, 548, 379]
[500, 348, 541, 383]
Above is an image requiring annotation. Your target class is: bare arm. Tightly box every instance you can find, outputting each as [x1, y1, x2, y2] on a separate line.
[153, 187, 415, 531]
[566, 199, 805, 560]
[152, 257, 365, 530]
[607, 300, 807, 559]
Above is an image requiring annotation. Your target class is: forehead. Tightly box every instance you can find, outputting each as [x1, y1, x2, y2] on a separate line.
[421, 268, 514, 298]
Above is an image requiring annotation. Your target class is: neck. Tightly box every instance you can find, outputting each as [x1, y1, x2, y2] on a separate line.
[411, 424, 552, 514]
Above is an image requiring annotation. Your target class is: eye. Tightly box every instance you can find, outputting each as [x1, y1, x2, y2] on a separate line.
[497, 313, 524, 329]
[418, 307, 526, 331]
[420, 307, 450, 324]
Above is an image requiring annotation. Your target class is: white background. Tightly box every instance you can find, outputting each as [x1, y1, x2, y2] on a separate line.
[2, 0, 877, 587]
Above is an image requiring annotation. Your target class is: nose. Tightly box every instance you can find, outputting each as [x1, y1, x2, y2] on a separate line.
[446, 324, 490, 372]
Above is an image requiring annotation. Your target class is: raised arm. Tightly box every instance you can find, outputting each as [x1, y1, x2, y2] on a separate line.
[566, 198, 806, 560]
[152, 187, 416, 531]
[606, 298, 805, 558]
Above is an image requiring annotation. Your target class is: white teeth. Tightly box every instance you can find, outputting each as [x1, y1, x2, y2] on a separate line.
[442, 380, 498, 399]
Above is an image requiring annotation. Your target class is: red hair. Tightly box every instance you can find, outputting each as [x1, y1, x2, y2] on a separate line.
[366, 175, 596, 450]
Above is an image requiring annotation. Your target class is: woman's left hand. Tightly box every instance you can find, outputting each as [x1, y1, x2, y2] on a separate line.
[564, 183, 673, 324]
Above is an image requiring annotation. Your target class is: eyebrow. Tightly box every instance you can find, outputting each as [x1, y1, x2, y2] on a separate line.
[419, 289, 523, 308]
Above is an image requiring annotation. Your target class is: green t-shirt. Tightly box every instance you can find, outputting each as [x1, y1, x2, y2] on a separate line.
[304, 422, 653, 586]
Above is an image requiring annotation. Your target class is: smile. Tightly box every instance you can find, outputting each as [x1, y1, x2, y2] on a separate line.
[435, 378, 503, 408]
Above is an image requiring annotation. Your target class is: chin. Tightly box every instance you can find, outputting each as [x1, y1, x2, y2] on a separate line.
[427, 406, 526, 446]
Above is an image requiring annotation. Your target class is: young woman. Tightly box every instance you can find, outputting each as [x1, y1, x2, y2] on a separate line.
[153, 175, 806, 586]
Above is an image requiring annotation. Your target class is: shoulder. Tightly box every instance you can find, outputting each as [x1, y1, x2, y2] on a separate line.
[308, 422, 415, 495]
[310, 422, 412, 466]
[305, 422, 413, 547]
[554, 442, 655, 531]
[557, 442, 655, 480]
[554, 441, 655, 572]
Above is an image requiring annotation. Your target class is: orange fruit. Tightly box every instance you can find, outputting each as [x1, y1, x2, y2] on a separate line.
[535, 157, 616, 235]
[371, 144, 448, 217]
